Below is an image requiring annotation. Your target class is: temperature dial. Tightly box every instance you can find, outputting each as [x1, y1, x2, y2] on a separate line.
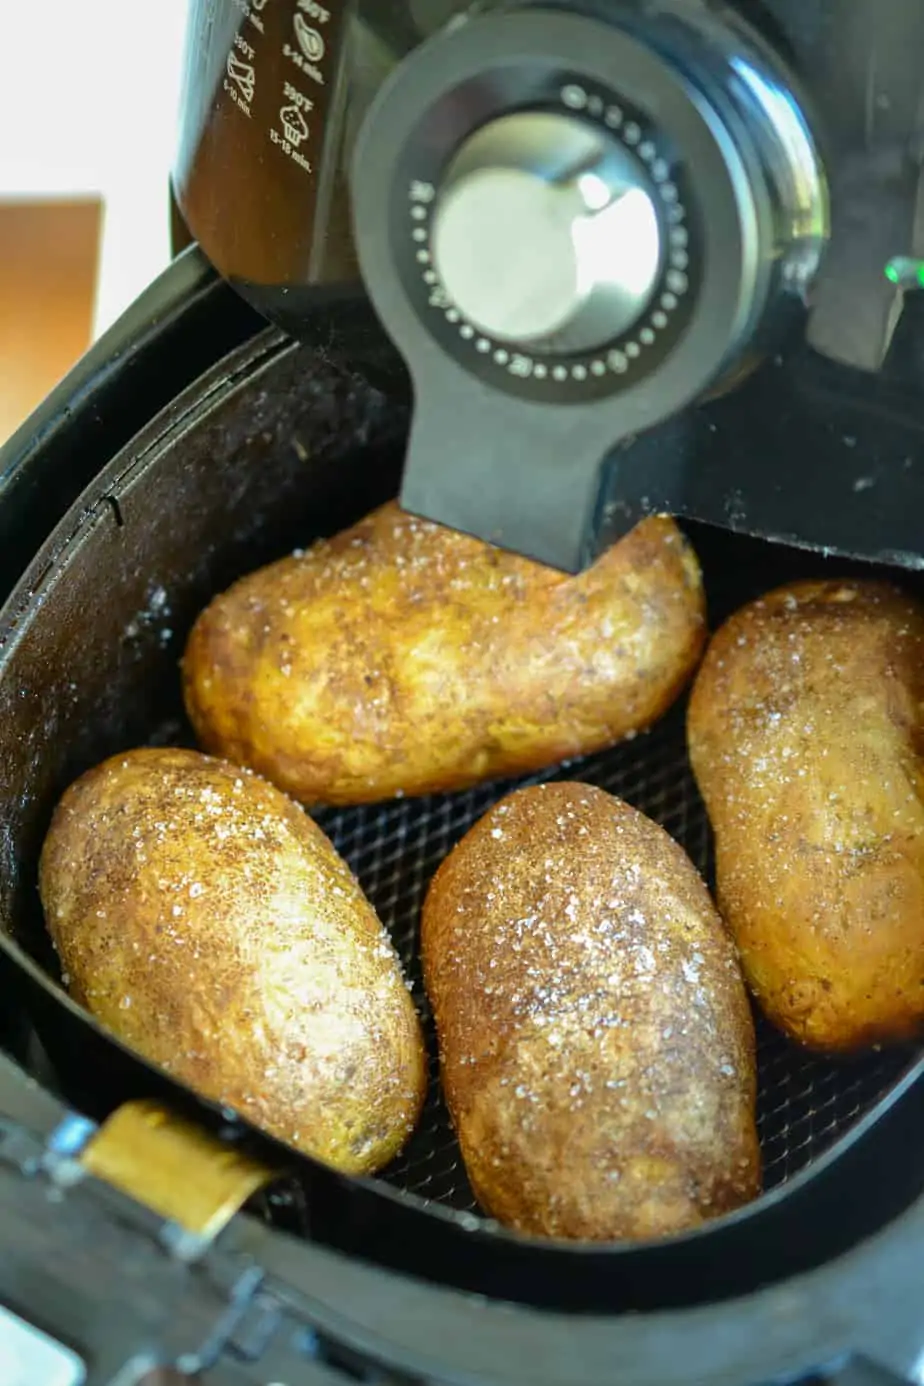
[430, 111, 662, 353]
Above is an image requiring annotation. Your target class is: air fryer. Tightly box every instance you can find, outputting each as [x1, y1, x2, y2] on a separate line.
[1, 0, 924, 1382]
[175, 0, 924, 572]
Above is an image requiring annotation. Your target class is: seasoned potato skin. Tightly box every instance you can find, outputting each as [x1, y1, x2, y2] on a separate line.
[421, 782, 760, 1242]
[688, 579, 924, 1053]
[182, 503, 705, 806]
[39, 747, 426, 1173]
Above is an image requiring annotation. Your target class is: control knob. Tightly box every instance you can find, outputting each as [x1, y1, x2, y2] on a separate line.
[431, 110, 662, 353]
[351, 2, 829, 570]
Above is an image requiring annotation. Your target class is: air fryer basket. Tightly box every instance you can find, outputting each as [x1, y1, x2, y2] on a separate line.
[2, 299, 924, 1319]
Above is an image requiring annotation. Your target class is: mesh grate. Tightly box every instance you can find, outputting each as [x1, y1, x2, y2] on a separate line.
[311, 696, 916, 1217]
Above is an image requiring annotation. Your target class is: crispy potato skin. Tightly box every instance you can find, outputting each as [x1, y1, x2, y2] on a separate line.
[181, 504, 705, 806]
[687, 579, 924, 1053]
[39, 747, 426, 1173]
[421, 782, 760, 1242]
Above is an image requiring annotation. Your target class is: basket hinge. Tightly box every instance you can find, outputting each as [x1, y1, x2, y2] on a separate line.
[2, 1102, 423, 1384]
[78, 1099, 278, 1253]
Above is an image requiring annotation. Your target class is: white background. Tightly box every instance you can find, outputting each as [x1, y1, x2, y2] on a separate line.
[1, 0, 189, 338]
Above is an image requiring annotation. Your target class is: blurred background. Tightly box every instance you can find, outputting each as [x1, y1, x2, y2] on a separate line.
[0, 1, 187, 442]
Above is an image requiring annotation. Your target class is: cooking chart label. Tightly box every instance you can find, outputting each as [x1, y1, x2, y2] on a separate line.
[229, 0, 267, 34]
[269, 80, 314, 172]
[223, 32, 257, 114]
[283, 0, 331, 84]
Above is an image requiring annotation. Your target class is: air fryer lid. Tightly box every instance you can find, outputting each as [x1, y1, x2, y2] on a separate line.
[1, 300, 924, 1322]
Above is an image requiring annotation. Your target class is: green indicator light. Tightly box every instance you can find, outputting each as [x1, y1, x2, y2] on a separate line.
[884, 256, 924, 289]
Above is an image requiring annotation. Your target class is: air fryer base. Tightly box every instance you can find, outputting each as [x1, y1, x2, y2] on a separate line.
[4, 1035, 924, 1386]
[1, 280, 924, 1382]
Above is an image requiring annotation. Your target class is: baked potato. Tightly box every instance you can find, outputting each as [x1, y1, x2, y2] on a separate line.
[39, 747, 426, 1173]
[182, 503, 706, 806]
[421, 781, 760, 1242]
[688, 579, 924, 1052]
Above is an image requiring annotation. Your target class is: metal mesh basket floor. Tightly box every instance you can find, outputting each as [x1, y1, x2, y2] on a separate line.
[312, 694, 916, 1217]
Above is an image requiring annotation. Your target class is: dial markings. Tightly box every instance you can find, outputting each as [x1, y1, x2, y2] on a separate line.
[405, 79, 695, 395]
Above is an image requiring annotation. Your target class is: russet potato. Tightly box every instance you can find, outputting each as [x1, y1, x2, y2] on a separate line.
[182, 503, 706, 806]
[421, 781, 760, 1242]
[688, 579, 924, 1052]
[39, 747, 426, 1173]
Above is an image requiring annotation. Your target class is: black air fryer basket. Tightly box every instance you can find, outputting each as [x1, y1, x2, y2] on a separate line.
[3, 248, 924, 1386]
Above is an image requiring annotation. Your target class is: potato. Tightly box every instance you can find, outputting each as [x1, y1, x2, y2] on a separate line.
[182, 503, 705, 806]
[38, 747, 426, 1173]
[688, 579, 924, 1053]
[421, 781, 760, 1242]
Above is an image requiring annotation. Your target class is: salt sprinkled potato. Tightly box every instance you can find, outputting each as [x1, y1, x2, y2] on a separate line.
[182, 502, 706, 806]
[39, 747, 426, 1174]
[688, 579, 924, 1053]
[421, 781, 760, 1242]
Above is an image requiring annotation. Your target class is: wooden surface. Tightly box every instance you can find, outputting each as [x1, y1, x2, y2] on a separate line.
[0, 199, 100, 443]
